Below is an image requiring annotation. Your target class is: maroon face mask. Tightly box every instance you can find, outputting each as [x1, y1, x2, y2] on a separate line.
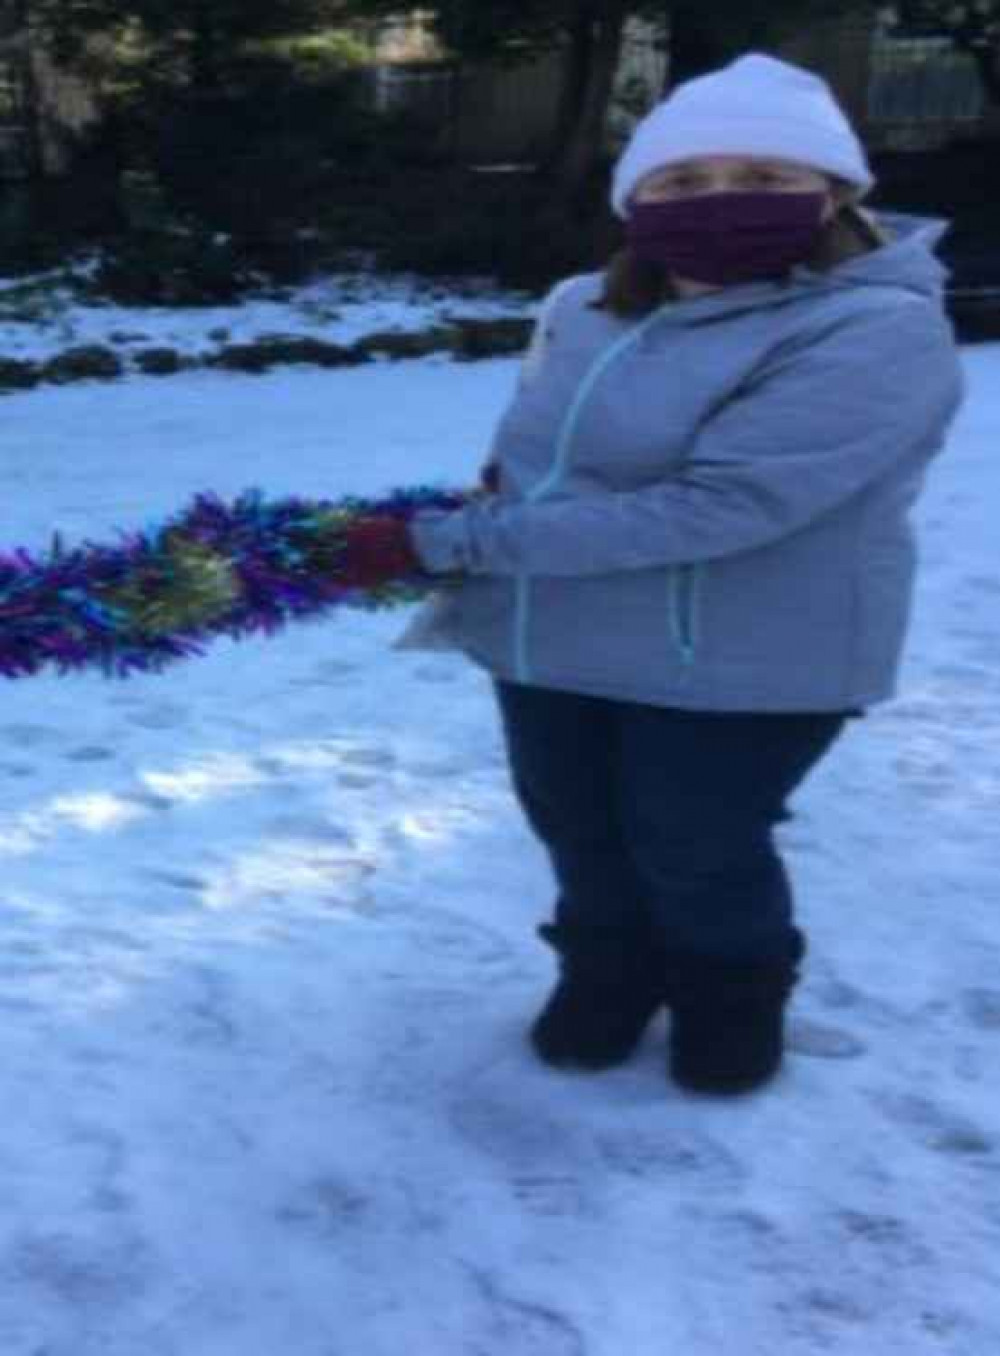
[625, 191, 829, 286]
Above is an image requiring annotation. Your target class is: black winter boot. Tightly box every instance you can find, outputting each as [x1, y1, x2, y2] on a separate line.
[530, 922, 665, 1070]
[667, 930, 806, 1095]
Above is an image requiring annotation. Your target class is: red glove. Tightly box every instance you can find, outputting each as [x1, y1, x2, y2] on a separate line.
[338, 517, 423, 590]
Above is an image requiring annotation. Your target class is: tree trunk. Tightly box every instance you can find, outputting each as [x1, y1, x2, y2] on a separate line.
[666, 1, 796, 89]
[666, 2, 730, 86]
[188, 0, 225, 92]
[12, 4, 45, 181]
[540, 10, 593, 172]
[544, 4, 627, 214]
[963, 42, 1000, 107]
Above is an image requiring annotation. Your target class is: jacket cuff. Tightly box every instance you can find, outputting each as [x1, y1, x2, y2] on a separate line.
[409, 510, 475, 575]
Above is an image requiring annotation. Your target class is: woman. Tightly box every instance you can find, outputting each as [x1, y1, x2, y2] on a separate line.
[341, 54, 965, 1095]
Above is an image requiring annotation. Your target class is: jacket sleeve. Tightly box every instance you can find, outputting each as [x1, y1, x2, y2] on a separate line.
[411, 300, 965, 578]
[476, 276, 580, 486]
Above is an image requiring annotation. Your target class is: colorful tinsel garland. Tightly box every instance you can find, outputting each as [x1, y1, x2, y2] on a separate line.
[0, 487, 467, 680]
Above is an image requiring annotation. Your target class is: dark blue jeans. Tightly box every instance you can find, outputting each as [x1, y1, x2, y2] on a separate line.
[496, 682, 854, 964]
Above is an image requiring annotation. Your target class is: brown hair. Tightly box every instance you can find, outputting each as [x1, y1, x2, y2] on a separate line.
[593, 200, 890, 319]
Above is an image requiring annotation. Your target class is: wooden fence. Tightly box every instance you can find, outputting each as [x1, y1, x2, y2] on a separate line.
[367, 15, 666, 164]
[370, 52, 564, 163]
[0, 58, 26, 179]
[369, 27, 991, 164]
[867, 35, 988, 149]
[1, 23, 992, 183]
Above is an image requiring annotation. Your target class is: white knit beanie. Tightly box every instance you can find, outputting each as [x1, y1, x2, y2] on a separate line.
[611, 53, 874, 218]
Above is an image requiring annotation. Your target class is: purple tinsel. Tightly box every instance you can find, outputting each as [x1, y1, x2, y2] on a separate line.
[0, 487, 467, 680]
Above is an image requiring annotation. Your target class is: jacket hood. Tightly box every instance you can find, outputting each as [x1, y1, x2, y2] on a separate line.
[826, 211, 952, 300]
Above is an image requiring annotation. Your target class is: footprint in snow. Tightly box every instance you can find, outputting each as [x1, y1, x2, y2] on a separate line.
[837, 1208, 933, 1265]
[125, 704, 187, 731]
[949, 632, 1000, 667]
[597, 1127, 744, 1188]
[64, 745, 116, 763]
[787, 1017, 867, 1060]
[0, 761, 35, 778]
[389, 904, 515, 968]
[508, 1174, 590, 1218]
[69, 1122, 130, 1213]
[333, 744, 397, 790]
[175, 990, 240, 1049]
[4, 1228, 153, 1309]
[892, 751, 955, 799]
[448, 1085, 586, 1176]
[791, 1287, 876, 1329]
[0, 723, 62, 749]
[141, 868, 206, 893]
[309, 658, 362, 682]
[411, 662, 459, 684]
[869, 1091, 995, 1158]
[120, 789, 173, 812]
[722, 1208, 782, 1242]
[806, 974, 866, 1012]
[275, 1176, 374, 1237]
[59, 925, 147, 956]
[405, 756, 472, 778]
[0, 943, 63, 979]
[961, 988, 1000, 1031]
[251, 754, 296, 778]
[337, 746, 397, 770]
[287, 675, 349, 690]
[464, 1267, 588, 1356]
[919, 1308, 975, 1340]
[966, 575, 1000, 595]
[778, 831, 834, 860]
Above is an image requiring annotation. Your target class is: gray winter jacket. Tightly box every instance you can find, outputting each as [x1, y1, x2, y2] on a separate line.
[409, 213, 965, 712]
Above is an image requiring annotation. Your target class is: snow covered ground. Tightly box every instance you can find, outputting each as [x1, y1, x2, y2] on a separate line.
[0, 297, 997, 1355]
[0, 267, 534, 363]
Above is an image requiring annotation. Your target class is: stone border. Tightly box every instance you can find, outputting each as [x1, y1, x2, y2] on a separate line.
[3, 296, 998, 396]
[0, 317, 535, 395]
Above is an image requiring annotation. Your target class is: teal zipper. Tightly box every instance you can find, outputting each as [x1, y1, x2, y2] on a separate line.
[514, 302, 675, 685]
[670, 564, 702, 667]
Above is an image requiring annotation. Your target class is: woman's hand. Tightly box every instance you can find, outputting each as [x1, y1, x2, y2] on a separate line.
[478, 461, 501, 495]
[339, 517, 423, 589]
